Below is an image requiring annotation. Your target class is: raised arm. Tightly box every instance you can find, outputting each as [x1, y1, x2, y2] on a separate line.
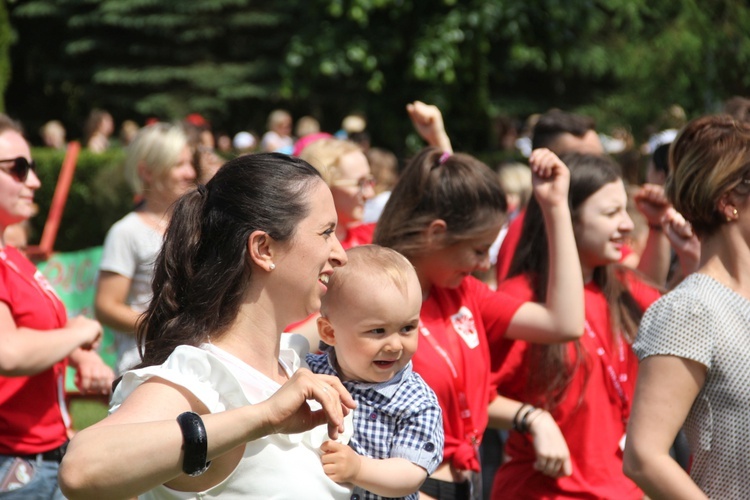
[631, 183, 672, 286]
[406, 101, 453, 153]
[661, 208, 700, 288]
[504, 149, 584, 343]
[321, 441, 427, 497]
[59, 369, 356, 499]
[623, 354, 707, 499]
[0, 304, 102, 376]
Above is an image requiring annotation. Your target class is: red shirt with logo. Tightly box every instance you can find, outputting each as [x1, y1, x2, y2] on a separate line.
[413, 276, 525, 472]
[0, 246, 69, 455]
[491, 274, 660, 499]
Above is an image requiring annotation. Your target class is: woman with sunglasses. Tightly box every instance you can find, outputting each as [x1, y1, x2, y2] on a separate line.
[0, 114, 113, 499]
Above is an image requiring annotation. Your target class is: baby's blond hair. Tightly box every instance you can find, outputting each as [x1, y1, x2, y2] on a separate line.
[320, 245, 416, 318]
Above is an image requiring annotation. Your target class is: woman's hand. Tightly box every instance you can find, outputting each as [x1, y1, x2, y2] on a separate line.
[69, 348, 115, 395]
[528, 410, 573, 477]
[529, 148, 571, 209]
[633, 183, 671, 227]
[258, 369, 356, 440]
[66, 315, 103, 350]
[662, 207, 701, 281]
[406, 101, 453, 152]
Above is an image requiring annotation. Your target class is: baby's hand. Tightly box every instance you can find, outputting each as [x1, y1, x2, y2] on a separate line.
[320, 440, 362, 484]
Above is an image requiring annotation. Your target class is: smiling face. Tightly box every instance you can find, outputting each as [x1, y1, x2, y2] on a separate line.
[415, 218, 504, 293]
[330, 150, 374, 230]
[153, 145, 197, 205]
[319, 267, 422, 383]
[273, 180, 348, 319]
[0, 131, 41, 231]
[573, 179, 634, 279]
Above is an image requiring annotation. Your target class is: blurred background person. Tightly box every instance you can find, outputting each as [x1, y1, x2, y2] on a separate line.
[39, 120, 66, 150]
[362, 147, 399, 224]
[95, 123, 196, 375]
[232, 130, 257, 155]
[118, 120, 140, 148]
[83, 108, 114, 153]
[0, 113, 112, 499]
[295, 115, 321, 138]
[261, 109, 294, 153]
[724, 95, 750, 123]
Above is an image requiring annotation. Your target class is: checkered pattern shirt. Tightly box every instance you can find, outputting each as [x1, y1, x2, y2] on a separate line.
[306, 352, 444, 500]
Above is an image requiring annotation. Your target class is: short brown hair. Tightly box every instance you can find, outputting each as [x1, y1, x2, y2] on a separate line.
[667, 114, 750, 237]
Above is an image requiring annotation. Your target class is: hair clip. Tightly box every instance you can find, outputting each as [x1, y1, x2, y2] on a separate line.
[438, 152, 451, 165]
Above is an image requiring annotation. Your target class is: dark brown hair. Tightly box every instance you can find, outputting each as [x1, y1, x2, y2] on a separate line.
[508, 153, 644, 410]
[532, 110, 596, 150]
[135, 153, 322, 368]
[374, 147, 506, 258]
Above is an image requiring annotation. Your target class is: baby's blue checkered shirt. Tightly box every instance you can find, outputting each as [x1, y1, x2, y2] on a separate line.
[306, 352, 444, 500]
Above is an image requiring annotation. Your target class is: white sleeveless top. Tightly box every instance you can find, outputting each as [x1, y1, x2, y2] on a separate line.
[111, 334, 353, 499]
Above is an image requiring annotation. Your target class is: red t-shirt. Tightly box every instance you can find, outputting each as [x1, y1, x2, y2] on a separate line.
[491, 274, 660, 499]
[495, 211, 526, 283]
[413, 276, 525, 472]
[339, 222, 376, 250]
[0, 246, 69, 455]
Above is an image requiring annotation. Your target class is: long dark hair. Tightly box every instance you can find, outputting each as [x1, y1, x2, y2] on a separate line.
[135, 153, 322, 368]
[508, 153, 644, 410]
[374, 147, 506, 258]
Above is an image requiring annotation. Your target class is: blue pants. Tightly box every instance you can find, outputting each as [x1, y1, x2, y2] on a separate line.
[0, 454, 64, 500]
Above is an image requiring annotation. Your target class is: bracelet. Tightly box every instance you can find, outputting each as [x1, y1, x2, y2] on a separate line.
[176, 411, 212, 477]
[648, 223, 662, 232]
[512, 404, 530, 432]
[513, 404, 538, 433]
[518, 406, 538, 433]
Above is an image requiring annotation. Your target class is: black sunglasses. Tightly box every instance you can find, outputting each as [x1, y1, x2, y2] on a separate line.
[0, 157, 37, 182]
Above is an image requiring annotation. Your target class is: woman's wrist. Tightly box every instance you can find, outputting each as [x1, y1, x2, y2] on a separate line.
[527, 409, 551, 435]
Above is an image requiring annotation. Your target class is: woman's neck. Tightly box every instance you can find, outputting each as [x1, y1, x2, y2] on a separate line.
[581, 263, 595, 284]
[140, 196, 172, 217]
[699, 230, 750, 297]
[212, 300, 287, 383]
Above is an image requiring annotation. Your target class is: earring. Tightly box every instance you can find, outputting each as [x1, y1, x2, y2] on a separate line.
[269, 263, 276, 270]
[727, 208, 739, 222]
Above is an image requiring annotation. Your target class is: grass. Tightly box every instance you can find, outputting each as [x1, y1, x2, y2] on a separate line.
[68, 397, 109, 431]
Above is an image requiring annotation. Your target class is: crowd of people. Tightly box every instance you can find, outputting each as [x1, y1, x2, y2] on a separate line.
[2, 95, 750, 500]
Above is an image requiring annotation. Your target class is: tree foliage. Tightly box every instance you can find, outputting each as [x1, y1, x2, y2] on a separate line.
[4, 0, 750, 154]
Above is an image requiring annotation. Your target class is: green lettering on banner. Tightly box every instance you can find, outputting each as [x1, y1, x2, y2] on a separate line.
[37, 247, 117, 393]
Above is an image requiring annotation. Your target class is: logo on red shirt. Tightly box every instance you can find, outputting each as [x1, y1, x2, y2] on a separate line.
[450, 306, 479, 348]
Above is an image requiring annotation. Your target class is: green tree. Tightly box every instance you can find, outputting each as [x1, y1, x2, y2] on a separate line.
[8, 0, 296, 133]
[6, 0, 750, 153]
[0, 1, 11, 112]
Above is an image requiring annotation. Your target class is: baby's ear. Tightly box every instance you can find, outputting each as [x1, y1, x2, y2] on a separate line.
[317, 316, 336, 345]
